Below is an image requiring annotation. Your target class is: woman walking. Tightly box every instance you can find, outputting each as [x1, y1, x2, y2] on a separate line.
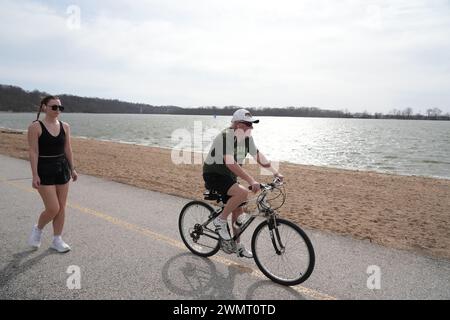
[27, 96, 78, 253]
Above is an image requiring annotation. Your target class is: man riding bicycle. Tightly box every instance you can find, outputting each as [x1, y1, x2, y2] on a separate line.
[203, 109, 284, 258]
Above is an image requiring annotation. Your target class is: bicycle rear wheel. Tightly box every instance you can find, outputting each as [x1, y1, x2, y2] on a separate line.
[179, 201, 221, 257]
[252, 218, 315, 286]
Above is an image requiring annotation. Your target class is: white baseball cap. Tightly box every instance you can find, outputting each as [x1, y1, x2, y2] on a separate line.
[231, 109, 260, 124]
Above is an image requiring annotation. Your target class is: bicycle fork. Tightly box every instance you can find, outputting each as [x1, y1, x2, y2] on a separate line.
[268, 216, 285, 255]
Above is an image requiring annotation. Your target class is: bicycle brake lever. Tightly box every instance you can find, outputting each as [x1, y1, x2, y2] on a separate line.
[273, 177, 284, 187]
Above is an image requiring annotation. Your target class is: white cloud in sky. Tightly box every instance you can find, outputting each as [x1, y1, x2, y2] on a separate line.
[0, 0, 449, 113]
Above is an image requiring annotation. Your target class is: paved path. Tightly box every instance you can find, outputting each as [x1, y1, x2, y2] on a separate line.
[1, 154, 449, 300]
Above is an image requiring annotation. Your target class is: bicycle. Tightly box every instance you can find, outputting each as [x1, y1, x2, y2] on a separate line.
[178, 178, 315, 286]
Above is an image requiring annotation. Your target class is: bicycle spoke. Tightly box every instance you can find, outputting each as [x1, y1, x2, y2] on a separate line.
[179, 201, 220, 257]
[252, 219, 314, 285]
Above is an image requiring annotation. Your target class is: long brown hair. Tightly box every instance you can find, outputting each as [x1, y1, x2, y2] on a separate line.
[36, 95, 59, 121]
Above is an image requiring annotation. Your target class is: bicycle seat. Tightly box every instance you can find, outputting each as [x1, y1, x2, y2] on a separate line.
[203, 190, 248, 208]
[203, 189, 222, 201]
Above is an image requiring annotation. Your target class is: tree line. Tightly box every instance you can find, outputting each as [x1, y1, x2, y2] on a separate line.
[1, 84, 449, 120]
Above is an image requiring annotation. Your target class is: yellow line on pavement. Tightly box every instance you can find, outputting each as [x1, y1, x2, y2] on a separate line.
[2, 178, 337, 300]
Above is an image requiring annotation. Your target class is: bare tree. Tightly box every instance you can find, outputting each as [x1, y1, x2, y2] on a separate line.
[427, 108, 443, 119]
[389, 109, 402, 118]
[403, 107, 413, 118]
[433, 108, 442, 117]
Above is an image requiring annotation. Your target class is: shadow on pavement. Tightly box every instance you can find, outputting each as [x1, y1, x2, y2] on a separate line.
[161, 252, 306, 300]
[0, 248, 58, 290]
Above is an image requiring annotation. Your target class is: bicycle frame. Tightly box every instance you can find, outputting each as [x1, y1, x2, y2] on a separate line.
[200, 181, 286, 252]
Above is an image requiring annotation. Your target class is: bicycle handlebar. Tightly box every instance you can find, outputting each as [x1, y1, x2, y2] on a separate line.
[248, 177, 283, 191]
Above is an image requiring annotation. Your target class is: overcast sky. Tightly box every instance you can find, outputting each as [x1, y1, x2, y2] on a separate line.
[1, 0, 449, 114]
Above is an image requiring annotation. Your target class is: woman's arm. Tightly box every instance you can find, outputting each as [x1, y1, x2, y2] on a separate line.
[63, 122, 78, 182]
[27, 123, 40, 189]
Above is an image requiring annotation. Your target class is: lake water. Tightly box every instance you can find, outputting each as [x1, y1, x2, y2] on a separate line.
[1, 112, 449, 179]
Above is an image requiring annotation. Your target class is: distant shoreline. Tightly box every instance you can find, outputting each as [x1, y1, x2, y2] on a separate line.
[2, 83, 450, 120]
[1, 110, 449, 121]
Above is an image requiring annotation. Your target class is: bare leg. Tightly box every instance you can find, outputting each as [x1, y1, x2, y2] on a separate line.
[37, 186, 60, 230]
[218, 183, 248, 221]
[53, 183, 69, 236]
[231, 206, 244, 243]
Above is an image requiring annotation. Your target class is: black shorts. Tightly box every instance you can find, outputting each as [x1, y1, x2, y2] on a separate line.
[203, 173, 238, 204]
[38, 156, 71, 186]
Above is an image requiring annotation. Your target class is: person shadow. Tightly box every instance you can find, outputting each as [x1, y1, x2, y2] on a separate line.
[0, 248, 58, 295]
[161, 252, 306, 300]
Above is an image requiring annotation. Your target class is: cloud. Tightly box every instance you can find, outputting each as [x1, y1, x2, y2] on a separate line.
[0, 0, 449, 113]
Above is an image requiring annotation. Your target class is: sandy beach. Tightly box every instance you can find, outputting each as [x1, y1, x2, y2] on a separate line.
[1, 128, 449, 260]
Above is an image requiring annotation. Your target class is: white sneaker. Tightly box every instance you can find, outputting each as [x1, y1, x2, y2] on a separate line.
[236, 243, 253, 258]
[28, 225, 42, 249]
[50, 237, 71, 253]
[213, 217, 231, 241]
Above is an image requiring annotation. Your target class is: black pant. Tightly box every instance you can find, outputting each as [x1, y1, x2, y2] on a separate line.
[203, 173, 238, 204]
[38, 156, 71, 185]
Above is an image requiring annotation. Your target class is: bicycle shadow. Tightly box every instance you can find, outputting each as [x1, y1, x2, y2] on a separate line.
[0, 248, 58, 291]
[161, 252, 237, 300]
[161, 252, 306, 300]
[245, 280, 306, 300]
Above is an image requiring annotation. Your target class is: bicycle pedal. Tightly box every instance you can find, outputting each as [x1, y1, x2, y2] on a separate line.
[220, 239, 236, 254]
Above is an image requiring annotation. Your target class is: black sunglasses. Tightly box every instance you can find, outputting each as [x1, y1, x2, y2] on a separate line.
[239, 121, 253, 128]
[48, 105, 64, 112]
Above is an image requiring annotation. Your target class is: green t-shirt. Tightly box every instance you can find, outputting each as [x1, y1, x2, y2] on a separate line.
[203, 128, 258, 179]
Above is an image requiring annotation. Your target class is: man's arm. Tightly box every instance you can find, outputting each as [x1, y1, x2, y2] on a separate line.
[247, 136, 281, 177]
[254, 151, 277, 173]
[224, 155, 260, 192]
[253, 151, 284, 180]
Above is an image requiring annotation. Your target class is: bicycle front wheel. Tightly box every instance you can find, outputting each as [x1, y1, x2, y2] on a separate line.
[179, 201, 221, 257]
[252, 218, 315, 286]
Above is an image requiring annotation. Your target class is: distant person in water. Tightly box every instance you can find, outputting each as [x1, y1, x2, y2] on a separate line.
[27, 96, 78, 253]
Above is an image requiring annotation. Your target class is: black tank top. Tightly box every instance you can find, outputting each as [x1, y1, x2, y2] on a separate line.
[37, 120, 66, 157]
